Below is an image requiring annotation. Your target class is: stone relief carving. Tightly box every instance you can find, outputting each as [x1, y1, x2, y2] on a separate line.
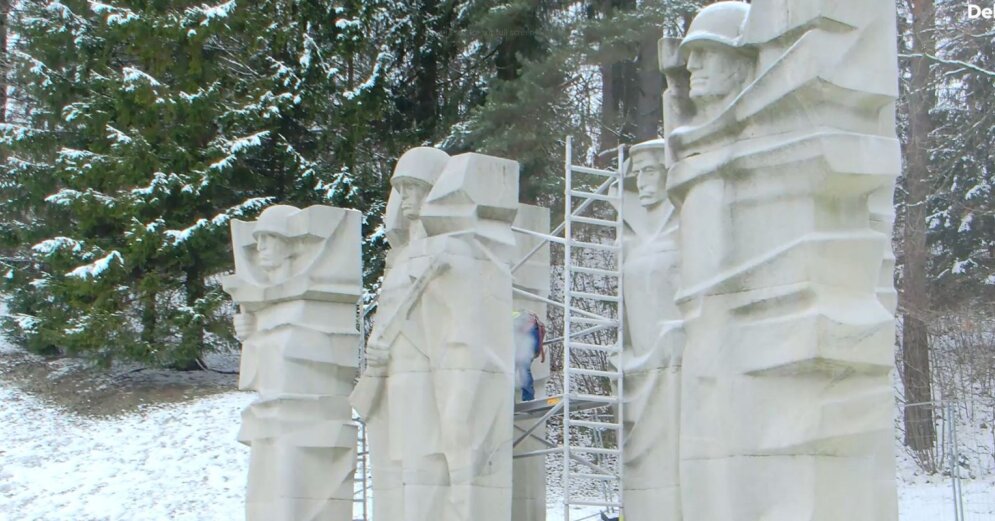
[352, 149, 520, 521]
[352, 146, 450, 521]
[223, 204, 363, 521]
[661, 1, 901, 519]
[615, 139, 684, 520]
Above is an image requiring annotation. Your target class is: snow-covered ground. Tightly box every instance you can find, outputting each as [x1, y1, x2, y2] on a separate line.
[3, 382, 992, 521]
[1, 351, 992, 520]
[0, 382, 253, 521]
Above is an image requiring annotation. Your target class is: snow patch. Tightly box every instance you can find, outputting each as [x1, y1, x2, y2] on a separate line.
[965, 181, 990, 201]
[32, 237, 84, 255]
[165, 218, 208, 244]
[16, 51, 54, 88]
[106, 125, 132, 145]
[66, 251, 123, 279]
[62, 103, 89, 123]
[121, 67, 162, 92]
[89, 1, 139, 26]
[45, 189, 115, 207]
[45, 1, 78, 20]
[209, 131, 270, 171]
[0, 123, 43, 145]
[343, 57, 384, 100]
[10, 314, 39, 333]
[164, 198, 272, 245]
[952, 258, 976, 275]
[335, 18, 361, 30]
[0, 384, 253, 520]
[185, 0, 236, 26]
[130, 172, 180, 197]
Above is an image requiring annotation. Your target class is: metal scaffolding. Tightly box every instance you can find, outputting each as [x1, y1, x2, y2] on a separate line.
[512, 136, 626, 521]
[354, 137, 628, 521]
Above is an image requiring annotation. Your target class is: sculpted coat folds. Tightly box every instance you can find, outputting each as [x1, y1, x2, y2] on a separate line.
[617, 139, 684, 520]
[659, 1, 901, 519]
[353, 148, 519, 521]
[224, 204, 363, 521]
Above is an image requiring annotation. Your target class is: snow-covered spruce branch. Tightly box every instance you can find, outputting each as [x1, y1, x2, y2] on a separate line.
[899, 52, 995, 78]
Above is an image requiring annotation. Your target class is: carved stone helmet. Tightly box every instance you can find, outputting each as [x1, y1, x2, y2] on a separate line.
[623, 139, 667, 192]
[390, 146, 450, 187]
[679, 1, 750, 55]
[252, 205, 299, 239]
[626, 139, 668, 172]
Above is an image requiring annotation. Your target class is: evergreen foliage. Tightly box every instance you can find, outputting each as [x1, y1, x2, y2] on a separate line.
[0, 0, 716, 367]
[921, 5, 995, 304]
[12, 0, 987, 377]
[0, 0, 390, 367]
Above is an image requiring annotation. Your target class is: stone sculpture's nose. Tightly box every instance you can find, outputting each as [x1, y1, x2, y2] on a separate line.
[686, 49, 704, 71]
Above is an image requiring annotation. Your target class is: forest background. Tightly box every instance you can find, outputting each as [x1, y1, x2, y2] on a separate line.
[0, 0, 991, 475]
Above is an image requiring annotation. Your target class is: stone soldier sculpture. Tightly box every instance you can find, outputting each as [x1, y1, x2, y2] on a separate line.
[397, 152, 519, 521]
[353, 150, 519, 521]
[351, 146, 450, 521]
[613, 139, 684, 520]
[662, 1, 901, 519]
[223, 204, 363, 521]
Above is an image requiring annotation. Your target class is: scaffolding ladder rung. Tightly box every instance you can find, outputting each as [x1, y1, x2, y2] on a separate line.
[514, 447, 562, 459]
[569, 446, 620, 456]
[569, 472, 620, 481]
[562, 137, 626, 520]
[567, 393, 620, 405]
[569, 265, 619, 277]
[571, 215, 620, 228]
[569, 190, 619, 202]
[568, 367, 620, 379]
[567, 316, 616, 326]
[570, 165, 616, 177]
[570, 290, 619, 302]
[565, 499, 623, 508]
[571, 419, 622, 430]
[570, 239, 618, 252]
[567, 341, 620, 353]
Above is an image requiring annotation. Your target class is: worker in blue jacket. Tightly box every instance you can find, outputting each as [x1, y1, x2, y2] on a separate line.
[513, 310, 546, 401]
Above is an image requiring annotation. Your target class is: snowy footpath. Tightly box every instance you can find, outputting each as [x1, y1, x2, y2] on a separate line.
[1, 369, 992, 520]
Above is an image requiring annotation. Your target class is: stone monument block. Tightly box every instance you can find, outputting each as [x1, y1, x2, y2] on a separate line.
[660, 1, 900, 519]
[511, 203, 551, 521]
[224, 204, 363, 521]
[352, 148, 519, 521]
[613, 139, 684, 520]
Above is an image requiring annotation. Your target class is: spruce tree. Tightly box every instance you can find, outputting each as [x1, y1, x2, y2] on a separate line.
[1, 0, 391, 367]
[922, 5, 995, 304]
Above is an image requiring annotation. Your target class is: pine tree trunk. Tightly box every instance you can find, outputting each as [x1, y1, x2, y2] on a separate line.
[140, 282, 157, 347]
[0, 0, 8, 125]
[597, 0, 638, 158]
[177, 264, 206, 371]
[493, 3, 543, 202]
[412, 0, 439, 141]
[634, 31, 662, 141]
[600, 60, 619, 154]
[901, 0, 936, 453]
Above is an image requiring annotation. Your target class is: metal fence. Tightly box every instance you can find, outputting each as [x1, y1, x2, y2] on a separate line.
[899, 401, 995, 521]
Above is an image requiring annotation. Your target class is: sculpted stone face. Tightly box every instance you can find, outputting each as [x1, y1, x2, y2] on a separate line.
[395, 178, 432, 220]
[256, 232, 292, 270]
[632, 152, 668, 208]
[685, 43, 752, 114]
